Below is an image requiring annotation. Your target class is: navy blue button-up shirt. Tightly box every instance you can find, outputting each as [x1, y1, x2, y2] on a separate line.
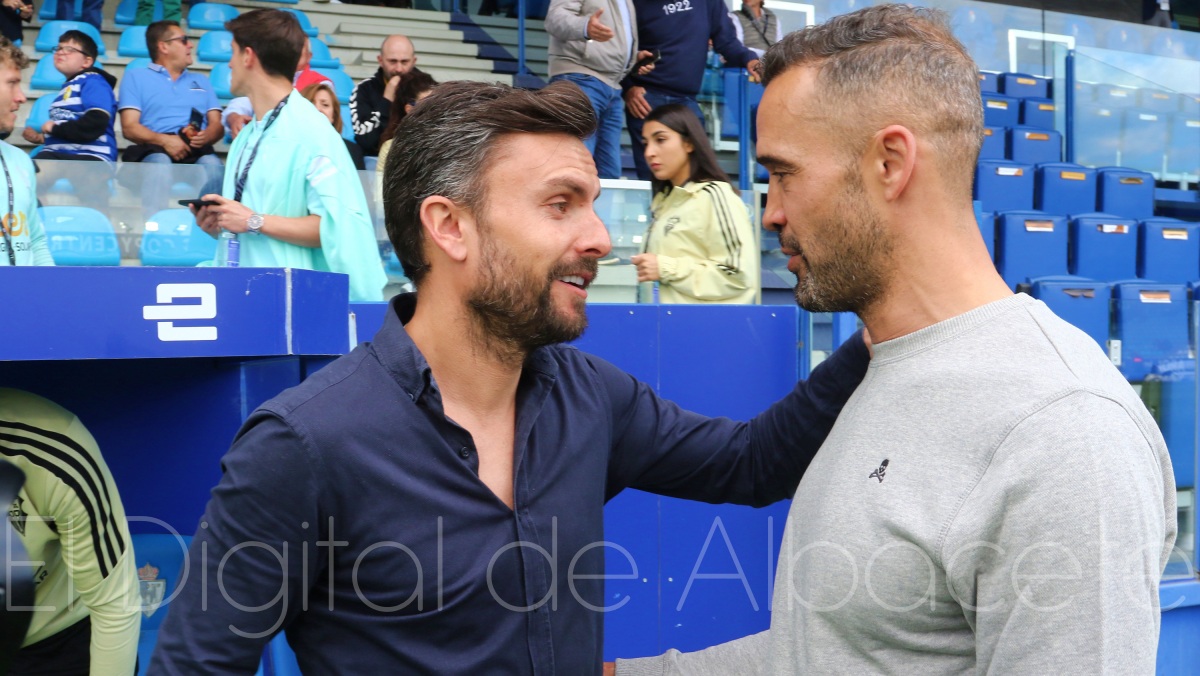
[151, 294, 868, 675]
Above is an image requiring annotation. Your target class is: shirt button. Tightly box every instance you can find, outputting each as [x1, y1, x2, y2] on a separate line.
[458, 447, 470, 459]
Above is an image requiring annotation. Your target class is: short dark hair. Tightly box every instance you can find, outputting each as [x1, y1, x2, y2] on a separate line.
[760, 4, 983, 198]
[146, 20, 180, 64]
[59, 30, 98, 60]
[226, 9, 305, 80]
[643, 103, 730, 196]
[382, 80, 596, 286]
[380, 70, 437, 146]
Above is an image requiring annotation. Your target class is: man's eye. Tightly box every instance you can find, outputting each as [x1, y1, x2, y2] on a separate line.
[549, 202, 568, 213]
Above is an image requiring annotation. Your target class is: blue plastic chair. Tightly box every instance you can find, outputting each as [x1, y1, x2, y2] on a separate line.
[308, 38, 340, 69]
[125, 57, 153, 72]
[284, 8, 319, 37]
[187, 2, 238, 30]
[26, 95, 53, 129]
[209, 63, 232, 100]
[196, 30, 233, 63]
[30, 57, 66, 91]
[118, 26, 150, 58]
[38, 206, 120, 266]
[115, 0, 162, 24]
[314, 68, 353, 104]
[35, 21, 106, 55]
[140, 209, 217, 266]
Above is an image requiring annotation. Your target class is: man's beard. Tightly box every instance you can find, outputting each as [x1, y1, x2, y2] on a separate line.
[466, 232, 598, 365]
[783, 167, 892, 315]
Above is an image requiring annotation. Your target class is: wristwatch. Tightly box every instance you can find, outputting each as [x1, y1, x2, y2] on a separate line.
[246, 213, 264, 234]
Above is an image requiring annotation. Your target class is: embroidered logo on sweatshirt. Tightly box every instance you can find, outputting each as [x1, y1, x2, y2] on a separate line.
[869, 459, 889, 483]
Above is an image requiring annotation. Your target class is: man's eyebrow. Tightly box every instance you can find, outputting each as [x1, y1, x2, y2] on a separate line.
[544, 178, 594, 199]
[756, 155, 799, 172]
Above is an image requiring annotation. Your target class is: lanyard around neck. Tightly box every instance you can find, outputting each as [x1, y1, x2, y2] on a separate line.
[233, 97, 288, 204]
[0, 151, 16, 267]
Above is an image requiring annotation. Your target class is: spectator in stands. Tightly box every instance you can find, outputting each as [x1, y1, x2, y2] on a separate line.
[616, 6, 1176, 674]
[54, 0, 100, 31]
[0, 38, 51, 266]
[631, 103, 757, 303]
[623, 0, 760, 180]
[136, 0, 180, 26]
[729, 0, 781, 57]
[1144, 0, 1175, 28]
[224, 37, 330, 140]
[2, 388, 140, 675]
[119, 20, 224, 213]
[374, 69, 436, 203]
[545, 0, 656, 178]
[0, 0, 32, 46]
[300, 81, 365, 170]
[148, 78, 867, 674]
[351, 34, 423, 156]
[189, 9, 385, 301]
[22, 31, 117, 163]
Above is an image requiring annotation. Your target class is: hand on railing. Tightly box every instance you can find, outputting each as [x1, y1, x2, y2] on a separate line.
[747, 59, 763, 83]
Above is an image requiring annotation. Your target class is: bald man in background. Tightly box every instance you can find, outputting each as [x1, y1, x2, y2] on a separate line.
[351, 34, 423, 156]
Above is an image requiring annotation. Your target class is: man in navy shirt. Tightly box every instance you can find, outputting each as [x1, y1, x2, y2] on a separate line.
[150, 80, 868, 675]
[623, 0, 760, 180]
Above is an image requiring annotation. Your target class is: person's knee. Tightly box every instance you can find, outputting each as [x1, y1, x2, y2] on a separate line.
[141, 153, 172, 164]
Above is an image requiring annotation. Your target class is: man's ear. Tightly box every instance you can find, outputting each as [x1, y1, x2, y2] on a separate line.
[869, 124, 917, 202]
[420, 195, 472, 264]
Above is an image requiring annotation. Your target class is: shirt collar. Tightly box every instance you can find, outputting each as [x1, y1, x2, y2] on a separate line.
[148, 62, 188, 77]
[370, 293, 560, 404]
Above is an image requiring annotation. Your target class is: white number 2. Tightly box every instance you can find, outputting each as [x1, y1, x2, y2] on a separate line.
[143, 283, 218, 342]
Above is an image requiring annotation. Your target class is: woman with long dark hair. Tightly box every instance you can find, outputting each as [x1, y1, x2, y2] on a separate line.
[631, 104, 759, 304]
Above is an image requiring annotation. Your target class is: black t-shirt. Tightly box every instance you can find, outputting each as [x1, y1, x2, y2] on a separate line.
[0, 0, 30, 43]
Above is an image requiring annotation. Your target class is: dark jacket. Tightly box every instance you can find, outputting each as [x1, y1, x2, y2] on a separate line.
[350, 67, 427, 156]
[624, 0, 757, 98]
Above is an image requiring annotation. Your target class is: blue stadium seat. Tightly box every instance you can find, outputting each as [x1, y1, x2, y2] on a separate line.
[1019, 97, 1055, 129]
[118, 26, 150, 58]
[1167, 114, 1200, 177]
[1112, 282, 1188, 381]
[1121, 110, 1169, 174]
[994, 211, 1068, 289]
[981, 92, 1019, 127]
[116, 0, 161, 24]
[314, 68, 354, 104]
[209, 63, 232, 100]
[339, 104, 353, 141]
[1035, 163, 1095, 215]
[308, 38, 340, 69]
[187, 2, 238, 30]
[126, 57, 152, 72]
[1097, 167, 1155, 220]
[197, 30, 234, 63]
[1073, 103, 1122, 168]
[140, 209, 217, 266]
[1139, 88, 1180, 114]
[1137, 218, 1200, 283]
[1094, 84, 1138, 109]
[719, 69, 762, 140]
[26, 95, 53, 130]
[974, 159, 1033, 213]
[1028, 277, 1111, 349]
[30, 57, 66, 91]
[999, 72, 1049, 99]
[1069, 213, 1138, 281]
[267, 635, 302, 676]
[131, 533, 191, 676]
[977, 71, 998, 93]
[34, 21, 106, 55]
[284, 8, 319, 37]
[38, 206, 120, 266]
[698, 67, 723, 102]
[1007, 126, 1061, 165]
[974, 204, 995, 261]
[979, 126, 1005, 160]
[40, 0, 80, 19]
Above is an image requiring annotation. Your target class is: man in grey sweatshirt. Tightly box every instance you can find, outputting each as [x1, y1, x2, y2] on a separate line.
[615, 5, 1178, 674]
[545, 0, 653, 178]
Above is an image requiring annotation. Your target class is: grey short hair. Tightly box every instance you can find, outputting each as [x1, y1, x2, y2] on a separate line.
[761, 4, 984, 199]
[381, 80, 596, 286]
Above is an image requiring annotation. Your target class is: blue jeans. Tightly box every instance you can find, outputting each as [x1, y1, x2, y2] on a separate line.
[142, 152, 225, 216]
[551, 73, 624, 179]
[56, 0, 102, 31]
[625, 89, 704, 181]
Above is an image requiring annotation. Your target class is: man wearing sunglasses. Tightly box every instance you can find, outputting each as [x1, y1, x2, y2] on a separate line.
[118, 20, 224, 214]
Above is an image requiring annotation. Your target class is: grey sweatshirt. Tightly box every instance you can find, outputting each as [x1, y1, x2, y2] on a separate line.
[545, 0, 638, 90]
[619, 293, 1177, 675]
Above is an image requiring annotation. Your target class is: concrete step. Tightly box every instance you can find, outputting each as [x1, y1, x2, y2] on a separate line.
[329, 33, 479, 58]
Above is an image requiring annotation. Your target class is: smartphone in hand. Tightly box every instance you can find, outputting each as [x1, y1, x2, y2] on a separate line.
[178, 198, 217, 209]
[632, 49, 661, 73]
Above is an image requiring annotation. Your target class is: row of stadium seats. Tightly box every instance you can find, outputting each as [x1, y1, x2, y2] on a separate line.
[980, 126, 1062, 164]
[1075, 104, 1200, 176]
[1027, 278, 1195, 489]
[981, 211, 1200, 287]
[975, 161, 1155, 218]
[42, 0, 299, 26]
[980, 94, 1057, 130]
